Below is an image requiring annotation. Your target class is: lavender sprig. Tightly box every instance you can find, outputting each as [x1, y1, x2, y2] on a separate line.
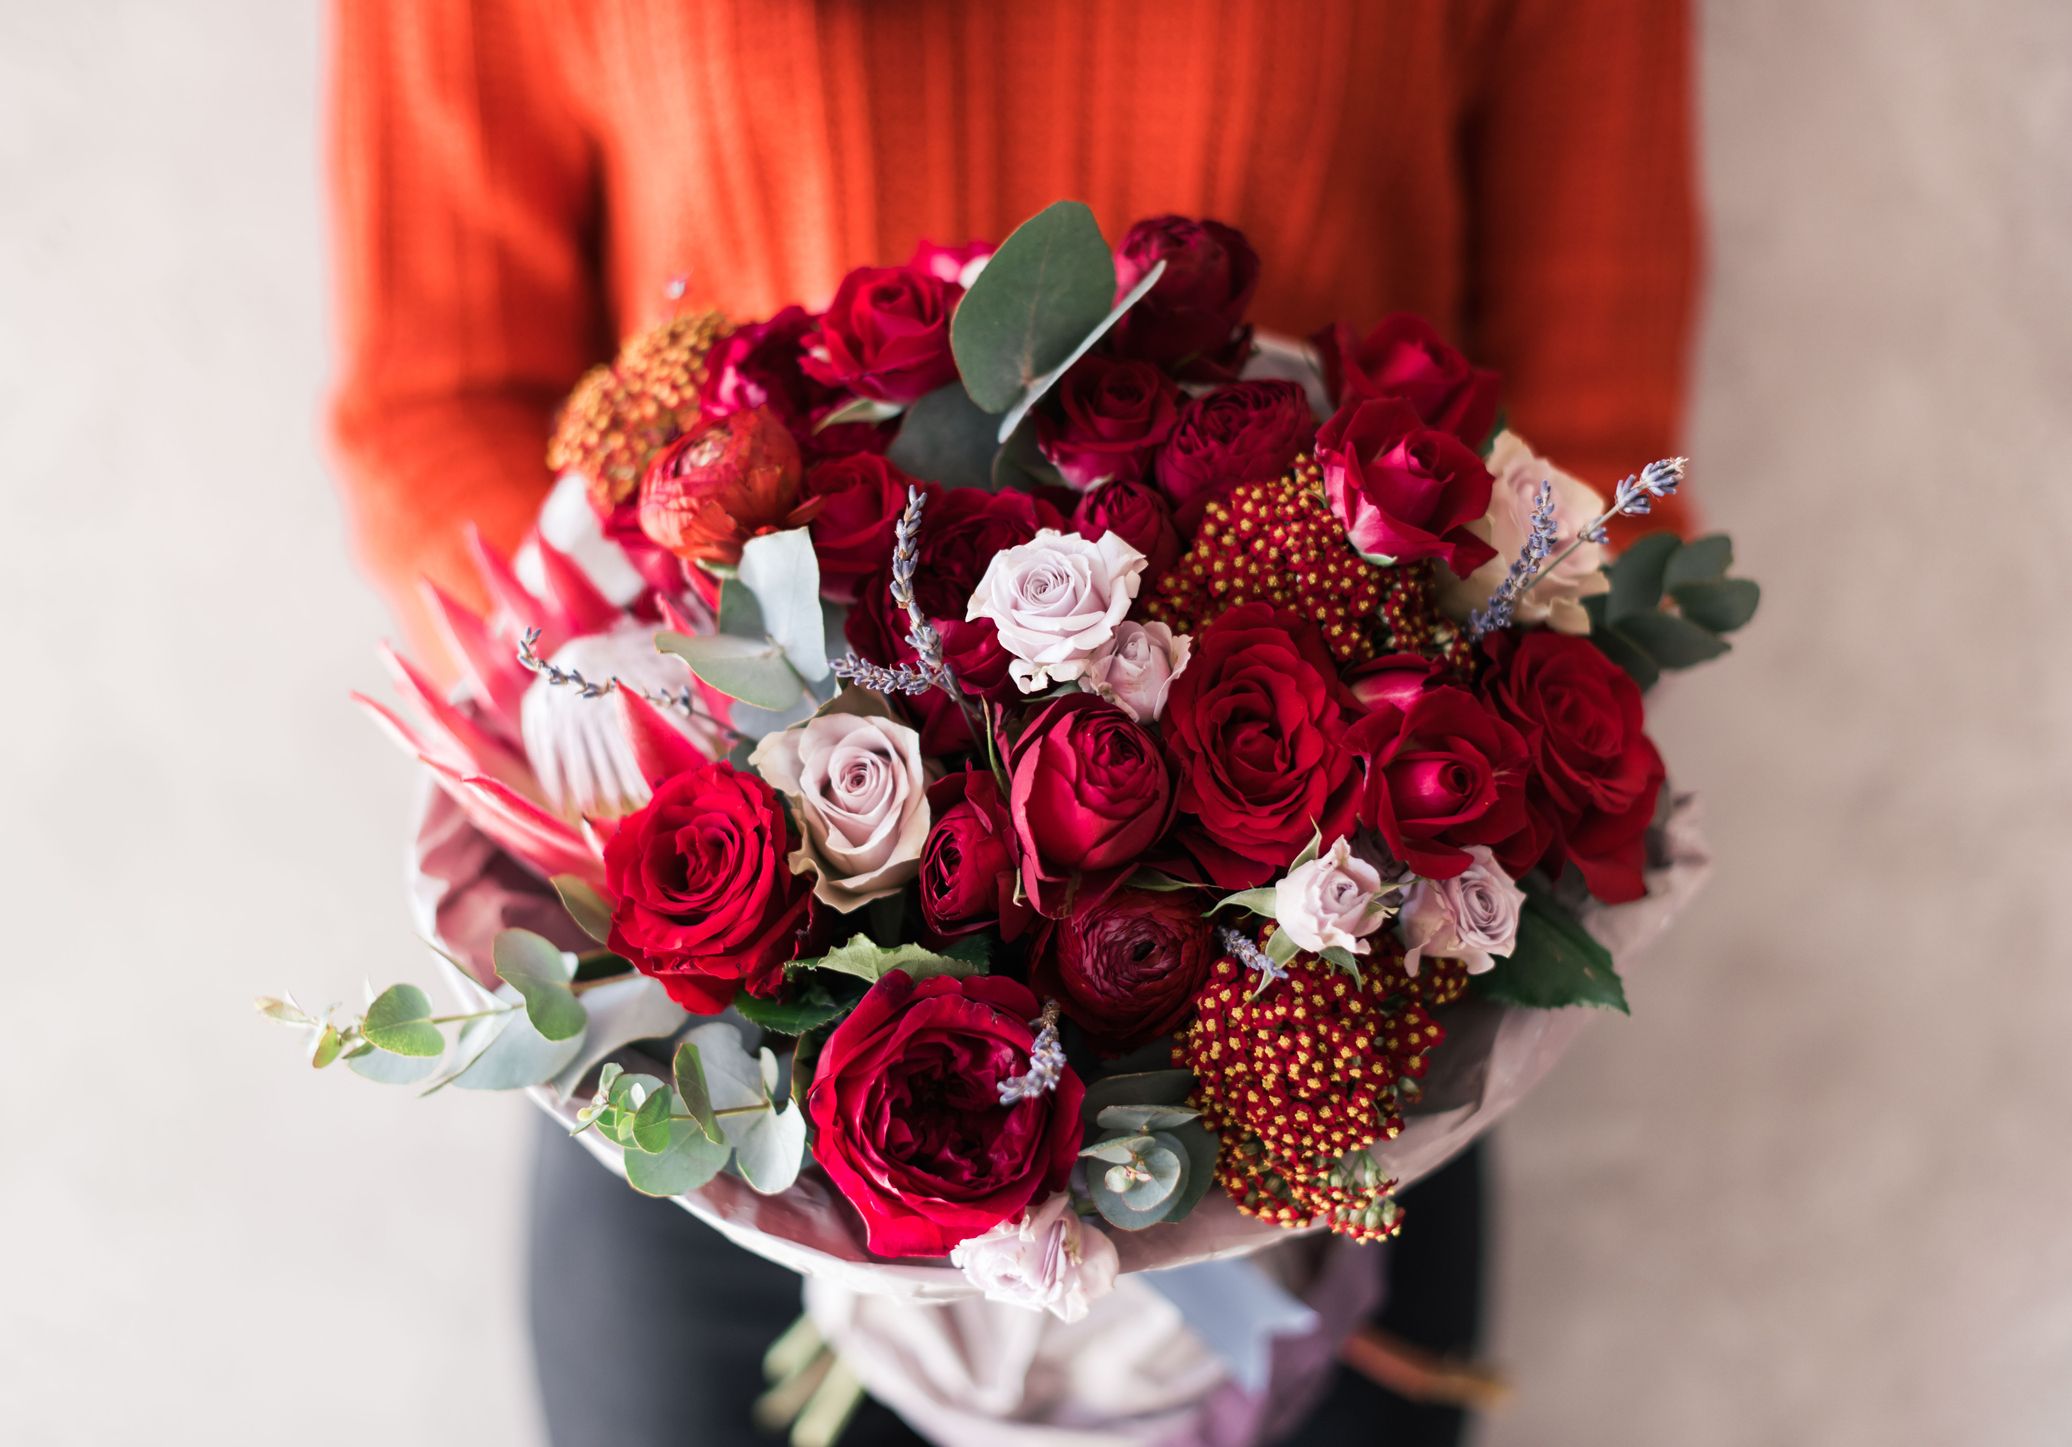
[1467, 479, 1556, 639]
[516, 627, 735, 737]
[830, 654, 943, 695]
[1220, 927, 1288, 991]
[997, 1001, 1066, 1106]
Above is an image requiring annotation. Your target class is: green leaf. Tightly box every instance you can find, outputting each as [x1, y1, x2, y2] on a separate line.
[1583, 609, 1663, 690]
[656, 631, 806, 710]
[1212, 887, 1279, 918]
[1671, 578, 1760, 633]
[790, 933, 980, 986]
[672, 1041, 725, 1145]
[309, 1024, 345, 1069]
[1125, 870, 1208, 894]
[623, 1118, 731, 1197]
[1605, 532, 1683, 622]
[733, 984, 850, 1037]
[1095, 1104, 1200, 1134]
[442, 992, 586, 1091]
[1080, 1069, 1195, 1121]
[991, 259, 1167, 442]
[362, 984, 445, 1057]
[628, 1085, 674, 1154]
[1086, 1131, 1190, 1229]
[1476, 891, 1629, 1013]
[790, 1029, 825, 1114]
[737, 529, 830, 682]
[1618, 610, 1731, 668]
[546, 974, 690, 1099]
[685, 1022, 807, 1195]
[951, 200, 1117, 413]
[941, 933, 993, 970]
[885, 383, 1001, 489]
[1663, 533, 1733, 589]
[550, 876, 614, 946]
[493, 929, 586, 1042]
[348, 1043, 444, 1085]
[717, 579, 766, 639]
[256, 995, 315, 1027]
[1083, 1133, 1156, 1166]
[815, 395, 905, 431]
[1163, 1119, 1220, 1224]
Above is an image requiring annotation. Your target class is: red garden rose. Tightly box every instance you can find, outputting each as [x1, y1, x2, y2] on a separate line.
[1154, 380, 1315, 515]
[1346, 685, 1530, 880]
[1160, 602, 1360, 889]
[907, 237, 993, 285]
[804, 264, 961, 404]
[1072, 477, 1181, 582]
[1480, 630, 1666, 903]
[602, 761, 815, 1014]
[1344, 652, 1445, 713]
[1108, 215, 1259, 379]
[802, 454, 914, 603]
[1034, 356, 1180, 491]
[919, 768, 1032, 941]
[1030, 890, 1215, 1054]
[911, 485, 1065, 620]
[708, 305, 844, 440]
[1314, 398, 1497, 576]
[806, 971, 1084, 1258]
[638, 405, 819, 568]
[1007, 693, 1175, 917]
[1311, 313, 1500, 447]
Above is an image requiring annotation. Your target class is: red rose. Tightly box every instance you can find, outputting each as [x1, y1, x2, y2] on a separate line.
[1034, 357, 1180, 491]
[638, 406, 818, 568]
[1072, 478, 1181, 582]
[1480, 631, 1665, 903]
[1314, 398, 1497, 575]
[1160, 602, 1359, 888]
[1108, 215, 1259, 379]
[806, 971, 1084, 1258]
[804, 265, 961, 404]
[707, 305, 844, 439]
[1008, 693, 1175, 917]
[1155, 381, 1315, 516]
[802, 454, 913, 603]
[1344, 652, 1445, 713]
[918, 769, 1031, 941]
[912, 486, 1064, 620]
[1346, 685, 1530, 880]
[907, 238, 992, 285]
[1030, 890, 1215, 1054]
[1311, 313, 1500, 446]
[602, 761, 814, 1014]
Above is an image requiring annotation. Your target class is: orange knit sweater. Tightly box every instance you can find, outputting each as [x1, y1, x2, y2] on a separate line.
[328, 0, 1697, 648]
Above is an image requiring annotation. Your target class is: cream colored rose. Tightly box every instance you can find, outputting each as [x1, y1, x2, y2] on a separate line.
[1398, 845, 1525, 976]
[965, 528, 1147, 691]
[949, 1192, 1119, 1324]
[1275, 835, 1394, 956]
[749, 692, 929, 912]
[1082, 620, 1190, 723]
[1442, 430, 1609, 634]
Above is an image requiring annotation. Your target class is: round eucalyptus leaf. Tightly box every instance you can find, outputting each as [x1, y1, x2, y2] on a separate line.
[493, 930, 586, 1042]
[362, 984, 444, 1057]
[623, 1119, 731, 1198]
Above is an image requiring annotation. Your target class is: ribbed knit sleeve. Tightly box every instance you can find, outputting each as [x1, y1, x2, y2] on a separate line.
[1456, 0, 1700, 538]
[326, 0, 606, 650]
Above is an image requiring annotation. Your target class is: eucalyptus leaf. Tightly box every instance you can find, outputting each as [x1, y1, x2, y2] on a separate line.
[1475, 891, 1629, 1013]
[1080, 1069, 1196, 1121]
[718, 579, 767, 639]
[656, 631, 807, 710]
[547, 974, 691, 1099]
[623, 1119, 731, 1197]
[309, 1024, 344, 1070]
[256, 995, 315, 1027]
[952, 200, 1117, 414]
[737, 529, 830, 682]
[1082, 1133, 1156, 1166]
[884, 383, 1000, 489]
[549, 876, 615, 946]
[1671, 578, 1761, 633]
[815, 395, 905, 431]
[991, 259, 1167, 443]
[790, 934, 979, 985]
[1163, 1119, 1220, 1223]
[1115, 1133, 1185, 1211]
[1095, 1104, 1200, 1134]
[445, 994, 586, 1091]
[1087, 1131, 1190, 1229]
[493, 929, 586, 1042]
[672, 1040, 724, 1145]
[362, 984, 444, 1057]
[348, 1042, 444, 1085]
[683, 1022, 807, 1195]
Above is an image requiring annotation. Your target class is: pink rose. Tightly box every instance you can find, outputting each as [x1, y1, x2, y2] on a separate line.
[965, 529, 1148, 691]
[1398, 846, 1525, 976]
[1082, 620, 1190, 724]
[1441, 431, 1609, 634]
[950, 1193, 1119, 1323]
[1274, 836, 1394, 957]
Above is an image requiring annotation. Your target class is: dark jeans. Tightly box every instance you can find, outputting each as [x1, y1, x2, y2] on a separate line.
[528, 1117, 1484, 1446]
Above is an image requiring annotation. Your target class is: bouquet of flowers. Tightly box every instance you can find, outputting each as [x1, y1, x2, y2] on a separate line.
[268, 202, 1753, 1441]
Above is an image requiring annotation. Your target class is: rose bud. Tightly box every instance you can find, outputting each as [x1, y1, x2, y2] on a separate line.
[1346, 685, 1530, 880]
[638, 405, 816, 568]
[1155, 380, 1315, 516]
[803, 264, 961, 404]
[1398, 845, 1525, 977]
[1273, 835, 1393, 958]
[1072, 478, 1181, 582]
[1034, 357, 1180, 491]
[805, 972, 1084, 1258]
[1315, 397, 1497, 575]
[1108, 215, 1260, 379]
[919, 769, 1031, 941]
[802, 453, 914, 603]
[1344, 652, 1443, 713]
[1030, 889, 1216, 1054]
[1310, 312, 1501, 446]
[1007, 694, 1175, 917]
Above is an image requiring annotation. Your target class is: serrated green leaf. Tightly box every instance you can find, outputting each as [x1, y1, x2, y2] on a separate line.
[493, 929, 586, 1042]
[884, 383, 1000, 489]
[1663, 533, 1733, 589]
[790, 934, 979, 985]
[952, 201, 1117, 414]
[623, 1119, 731, 1197]
[941, 933, 994, 970]
[549, 876, 614, 946]
[1671, 578, 1760, 633]
[673, 1041, 724, 1145]
[1475, 892, 1629, 1013]
[1606, 532, 1683, 622]
[362, 984, 445, 1057]
[1618, 610, 1732, 668]
[656, 631, 806, 710]
[733, 985, 849, 1037]
[737, 529, 830, 682]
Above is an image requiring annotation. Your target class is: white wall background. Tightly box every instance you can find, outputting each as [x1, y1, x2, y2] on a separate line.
[1, 3, 2066, 1444]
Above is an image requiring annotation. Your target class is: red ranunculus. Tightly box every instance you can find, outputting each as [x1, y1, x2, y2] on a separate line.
[1480, 630, 1665, 903]
[707, 305, 844, 440]
[1314, 398, 1497, 575]
[1160, 602, 1359, 888]
[1034, 356, 1180, 491]
[1007, 693, 1175, 917]
[1030, 890, 1215, 1054]
[1311, 313, 1500, 446]
[602, 761, 815, 1013]
[1154, 380, 1315, 516]
[918, 769, 1031, 941]
[1346, 685, 1530, 880]
[638, 406, 819, 568]
[804, 265, 961, 404]
[1108, 215, 1259, 379]
[806, 971, 1084, 1258]
[802, 453, 913, 603]
[1072, 477, 1181, 582]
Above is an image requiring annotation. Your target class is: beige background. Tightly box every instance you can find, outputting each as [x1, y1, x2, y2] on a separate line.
[2, 3, 2066, 1443]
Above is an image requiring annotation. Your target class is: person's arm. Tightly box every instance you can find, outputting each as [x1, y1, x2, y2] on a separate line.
[1456, 0, 1700, 538]
[327, 0, 607, 657]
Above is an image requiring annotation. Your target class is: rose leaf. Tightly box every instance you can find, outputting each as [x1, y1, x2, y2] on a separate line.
[1474, 891, 1629, 1014]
